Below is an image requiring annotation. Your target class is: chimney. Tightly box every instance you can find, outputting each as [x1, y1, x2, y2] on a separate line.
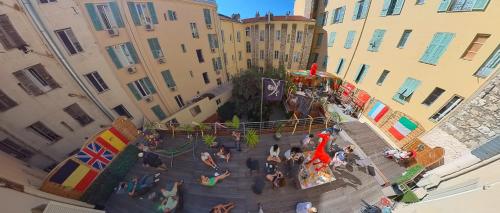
[256, 11, 260, 17]
[231, 13, 240, 21]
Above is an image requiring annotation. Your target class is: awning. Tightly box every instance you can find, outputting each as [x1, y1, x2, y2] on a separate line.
[354, 90, 370, 107]
[341, 83, 355, 97]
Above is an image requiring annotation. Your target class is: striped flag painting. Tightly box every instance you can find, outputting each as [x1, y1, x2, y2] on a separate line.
[368, 101, 389, 122]
[48, 159, 98, 192]
[76, 142, 114, 170]
[388, 116, 418, 140]
[95, 127, 129, 154]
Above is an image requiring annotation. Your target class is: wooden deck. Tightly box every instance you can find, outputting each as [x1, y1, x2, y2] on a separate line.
[105, 121, 401, 213]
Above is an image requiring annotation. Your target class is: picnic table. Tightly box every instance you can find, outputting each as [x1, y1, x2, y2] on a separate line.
[298, 151, 336, 189]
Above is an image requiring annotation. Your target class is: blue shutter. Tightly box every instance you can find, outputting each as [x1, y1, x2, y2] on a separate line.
[368, 29, 386, 52]
[393, 0, 405, 15]
[352, 2, 360, 20]
[475, 49, 499, 78]
[393, 78, 411, 103]
[402, 78, 421, 96]
[328, 32, 336, 47]
[147, 38, 161, 59]
[85, 3, 103, 31]
[420, 33, 442, 64]
[345, 31, 356, 49]
[361, 0, 371, 18]
[358, 64, 369, 83]
[147, 2, 158, 24]
[161, 70, 177, 87]
[339, 6, 345, 22]
[127, 2, 141, 26]
[429, 33, 454, 64]
[151, 105, 167, 120]
[473, 0, 490, 10]
[335, 58, 345, 74]
[106, 46, 123, 69]
[380, 0, 391, 16]
[438, 0, 452, 12]
[109, 2, 124, 28]
[330, 10, 335, 24]
[125, 42, 140, 64]
[143, 77, 156, 93]
[127, 83, 141, 100]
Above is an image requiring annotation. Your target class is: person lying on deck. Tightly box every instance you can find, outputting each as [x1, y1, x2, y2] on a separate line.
[158, 180, 183, 213]
[266, 171, 286, 189]
[138, 144, 168, 171]
[201, 152, 219, 169]
[116, 173, 160, 197]
[267, 144, 281, 163]
[200, 170, 231, 187]
[210, 202, 235, 213]
[216, 145, 231, 163]
[330, 146, 353, 168]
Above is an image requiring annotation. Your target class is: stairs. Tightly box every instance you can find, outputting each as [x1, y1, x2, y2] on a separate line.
[471, 136, 500, 160]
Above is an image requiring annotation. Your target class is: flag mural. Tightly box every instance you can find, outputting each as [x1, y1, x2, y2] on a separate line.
[76, 142, 114, 170]
[368, 101, 389, 122]
[388, 116, 418, 140]
[48, 159, 99, 192]
[263, 78, 285, 101]
[95, 127, 129, 154]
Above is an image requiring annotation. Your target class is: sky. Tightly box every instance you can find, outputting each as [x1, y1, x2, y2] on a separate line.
[216, 0, 295, 19]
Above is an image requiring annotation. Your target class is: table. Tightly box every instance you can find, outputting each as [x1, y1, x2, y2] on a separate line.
[298, 151, 336, 189]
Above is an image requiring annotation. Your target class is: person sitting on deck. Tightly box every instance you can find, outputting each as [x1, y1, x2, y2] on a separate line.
[266, 171, 286, 189]
[267, 144, 281, 163]
[232, 131, 242, 151]
[301, 134, 314, 147]
[296, 202, 317, 213]
[201, 152, 219, 169]
[330, 146, 353, 168]
[284, 147, 304, 162]
[216, 145, 231, 163]
[210, 202, 235, 213]
[116, 173, 160, 197]
[200, 170, 231, 187]
[158, 180, 183, 213]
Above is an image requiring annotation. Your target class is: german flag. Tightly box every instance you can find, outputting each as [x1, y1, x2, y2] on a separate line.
[95, 127, 129, 154]
[49, 159, 98, 192]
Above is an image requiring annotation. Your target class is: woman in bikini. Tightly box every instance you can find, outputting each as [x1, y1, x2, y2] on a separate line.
[200, 170, 231, 187]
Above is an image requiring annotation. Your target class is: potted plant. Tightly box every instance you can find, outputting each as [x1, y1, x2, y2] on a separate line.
[274, 122, 285, 140]
[195, 122, 209, 136]
[180, 124, 194, 141]
[202, 134, 216, 147]
[225, 115, 240, 130]
[245, 129, 260, 148]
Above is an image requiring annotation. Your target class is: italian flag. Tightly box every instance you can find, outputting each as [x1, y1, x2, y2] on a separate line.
[388, 116, 417, 140]
[368, 101, 389, 122]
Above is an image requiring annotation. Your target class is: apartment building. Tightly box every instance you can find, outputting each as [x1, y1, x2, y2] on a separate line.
[0, 0, 143, 169]
[307, 0, 498, 156]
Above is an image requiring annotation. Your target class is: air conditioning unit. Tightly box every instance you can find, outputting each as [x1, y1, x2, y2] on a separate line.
[145, 24, 154, 31]
[206, 24, 212, 29]
[127, 66, 137, 74]
[169, 86, 177, 92]
[107, 28, 119, 37]
[144, 96, 153, 103]
[158, 57, 166, 64]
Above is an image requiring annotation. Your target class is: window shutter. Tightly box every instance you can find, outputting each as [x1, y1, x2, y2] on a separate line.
[204, 9, 212, 25]
[328, 32, 336, 47]
[161, 70, 176, 87]
[147, 38, 161, 59]
[106, 46, 123, 69]
[33, 64, 60, 89]
[143, 77, 156, 93]
[475, 48, 499, 78]
[393, 0, 405, 15]
[0, 90, 17, 111]
[402, 78, 421, 96]
[380, 0, 391, 16]
[127, 83, 141, 100]
[352, 3, 360, 20]
[339, 7, 345, 22]
[0, 14, 27, 49]
[359, 64, 369, 83]
[151, 105, 167, 120]
[345, 31, 355, 49]
[335, 58, 344, 74]
[109, 2, 124, 28]
[429, 33, 454, 64]
[372, 29, 386, 51]
[361, 0, 371, 18]
[473, 0, 490, 10]
[354, 64, 363, 82]
[125, 42, 140, 64]
[13, 70, 44, 96]
[84, 3, 103, 31]
[127, 2, 141, 26]
[437, 0, 452, 12]
[147, 2, 158, 24]
[420, 33, 442, 64]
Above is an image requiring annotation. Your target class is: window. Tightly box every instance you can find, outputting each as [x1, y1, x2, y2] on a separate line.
[397, 30, 412, 48]
[461, 34, 490, 60]
[161, 70, 176, 88]
[208, 34, 219, 49]
[112, 104, 133, 119]
[259, 67, 264, 72]
[422, 87, 445, 106]
[353, 0, 370, 20]
[328, 32, 336, 47]
[344, 31, 356, 49]
[60, 121, 74, 132]
[430, 95, 463, 122]
[316, 33, 323, 47]
[196, 49, 204, 63]
[323, 0, 329, 6]
[55, 28, 83, 55]
[416, 0, 425, 5]
[285, 54, 289, 62]
[85, 2, 124, 31]
[203, 9, 212, 27]
[393, 77, 421, 104]
[246, 41, 251, 53]
[317, 12, 328, 26]
[368, 29, 386, 52]
[28, 122, 62, 143]
[259, 30, 264, 41]
[40, 0, 57, 3]
[221, 30, 225, 42]
[260, 50, 264, 59]
[147, 38, 164, 59]
[64, 103, 94, 126]
[167, 10, 177, 21]
[106, 42, 139, 69]
[276, 30, 281, 40]
[181, 44, 186, 53]
[189, 70, 194, 78]
[0, 138, 33, 161]
[238, 51, 242, 61]
[293, 52, 300, 62]
[223, 53, 227, 65]
[190, 23, 199, 38]
[376, 70, 390, 85]
[0, 90, 17, 112]
[190, 105, 201, 117]
[247, 59, 252, 69]
[335, 58, 345, 74]
[474, 48, 499, 78]
[438, 0, 490, 12]
[274, 51, 279, 59]
[127, 77, 156, 100]
[216, 78, 222, 86]
[381, 0, 405, 16]
[14, 64, 60, 96]
[331, 6, 346, 24]
[202, 72, 210, 84]
[211, 57, 222, 71]
[354, 64, 369, 83]
[174, 95, 185, 108]
[296, 31, 303, 43]
[216, 98, 221, 105]
[151, 105, 167, 120]
[128, 2, 158, 26]
[420, 32, 454, 65]
[84, 71, 109, 93]
[322, 56, 328, 68]
[311, 53, 319, 63]
[0, 14, 28, 51]
[287, 34, 291, 43]
[245, 27, 250, 36]
[236, 31, 241, 42]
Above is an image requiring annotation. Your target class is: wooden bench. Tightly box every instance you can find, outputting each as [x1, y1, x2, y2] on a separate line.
[402, 139, 445, 170]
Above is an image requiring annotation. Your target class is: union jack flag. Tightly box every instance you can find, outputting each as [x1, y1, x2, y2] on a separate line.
[75, 142, 114, 170]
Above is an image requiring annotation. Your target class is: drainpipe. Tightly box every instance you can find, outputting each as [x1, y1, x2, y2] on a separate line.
[19, 0, 115, 121]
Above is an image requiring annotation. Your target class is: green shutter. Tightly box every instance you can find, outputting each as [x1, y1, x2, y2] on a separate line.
[127, 2, 141, 26]
[402, 78, 421, 97]
[85, 3, 103, 31]
[429, 33, 454, 64]
[352, 2, 360, 20]
[393, 78, 411, 103]
[472, 0, 490, 10]
[106, 46, 123, 69]
[368, 29, 386, 52]
[143, 77, 156, 94]
[147, 38, 161, 59]
[151, 105, 167, 120]
[125, 42, 140, 64]
[339, 6, 345, 22]
[380, 0, 391, 16]
[393, 0, 405, 15]
[361, 0, 371, 18]
[328, 32, 336, 47]
[161, 70, 176, 87]
[345, 31, 356, 49]
[475, 48, 499, 78]
[437, 0, 452, 12]
[420, 33, 442, 64]
[127, 82, 141, 100]
[147, 2, 158, 24]
[354, 64, 369, 83]
[109, 2, 124, 28]
[335, 58, 344, 74]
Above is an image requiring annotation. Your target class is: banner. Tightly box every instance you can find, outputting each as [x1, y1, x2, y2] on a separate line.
[297, 94, 313, 117]
[263, 78, 285, 101]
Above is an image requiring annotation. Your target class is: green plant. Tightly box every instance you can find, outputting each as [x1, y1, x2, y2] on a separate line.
[180, 124, 194, 134]
[202, 134, 216, 147]
[225, 115, 240, 129]
[245, 129, 260, 148]
[274, 122, 285, 133]
[196, 123, 209, 136]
